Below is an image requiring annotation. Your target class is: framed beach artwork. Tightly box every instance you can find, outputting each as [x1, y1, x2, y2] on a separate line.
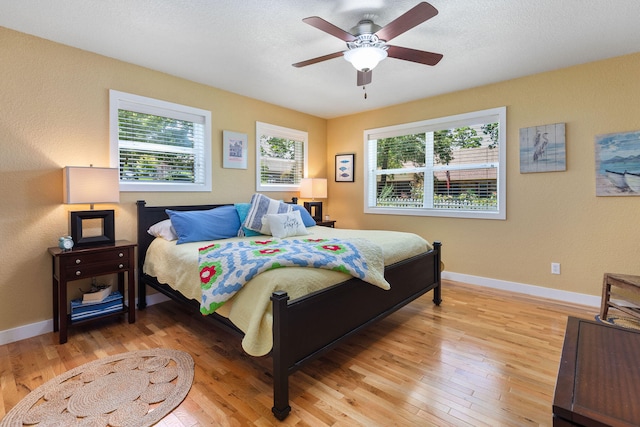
[519, 123, 566, 173]
[222, 131, 248, 169]
[335, 154, 355, 182]
[595, 130, 640, 196]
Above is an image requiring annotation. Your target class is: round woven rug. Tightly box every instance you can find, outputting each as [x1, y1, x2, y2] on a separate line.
[1, 348, 194, 427]
[595, 314, 640, 331]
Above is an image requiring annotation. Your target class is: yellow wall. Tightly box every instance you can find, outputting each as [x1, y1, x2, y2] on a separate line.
[0, 28, 326, 332]
[327, 53, 640, 297]
[2, 24, 640, 337]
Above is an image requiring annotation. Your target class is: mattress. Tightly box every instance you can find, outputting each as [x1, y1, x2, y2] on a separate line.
[143, 226, 432, 356]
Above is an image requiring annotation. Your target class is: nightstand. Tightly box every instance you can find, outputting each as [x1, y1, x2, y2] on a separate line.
[48, 240, 136, 344]
[315, 220, 336, 228]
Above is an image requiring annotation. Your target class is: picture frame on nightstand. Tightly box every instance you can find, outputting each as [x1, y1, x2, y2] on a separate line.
[71, 210, 115, 247]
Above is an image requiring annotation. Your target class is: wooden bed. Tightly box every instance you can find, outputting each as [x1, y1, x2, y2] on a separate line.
[136, 200, 442, 420]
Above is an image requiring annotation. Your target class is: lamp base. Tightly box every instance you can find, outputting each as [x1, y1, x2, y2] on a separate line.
[303, 202, 323, 223]
[71, 209, 115, 247]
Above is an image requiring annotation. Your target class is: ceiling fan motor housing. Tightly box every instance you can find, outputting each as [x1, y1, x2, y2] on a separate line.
[350, 19, 382, 37]
[347, 19, 388, 56]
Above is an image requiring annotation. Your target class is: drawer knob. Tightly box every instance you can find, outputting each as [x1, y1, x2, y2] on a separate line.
[75, 259, 81, 264]
[118, 252, 124, 258]
[75, 271, 81, 276]
[118, 264, 124, 269]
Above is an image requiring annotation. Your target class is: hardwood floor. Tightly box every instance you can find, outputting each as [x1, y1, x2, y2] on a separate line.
[0, 280, 595, 426]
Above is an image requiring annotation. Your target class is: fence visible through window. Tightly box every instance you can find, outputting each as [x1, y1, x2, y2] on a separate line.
[376, 196, 497, 210]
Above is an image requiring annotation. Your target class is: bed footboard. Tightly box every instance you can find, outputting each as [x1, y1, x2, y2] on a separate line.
[270, 243, 442, 420]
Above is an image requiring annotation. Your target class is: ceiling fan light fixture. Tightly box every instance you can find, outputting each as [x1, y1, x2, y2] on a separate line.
[344, 46, 388, 71]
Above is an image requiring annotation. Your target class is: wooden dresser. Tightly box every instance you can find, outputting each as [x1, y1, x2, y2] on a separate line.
[553, 317, 640, 426]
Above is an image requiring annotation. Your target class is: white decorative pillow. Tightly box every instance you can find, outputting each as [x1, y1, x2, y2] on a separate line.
[243, 193, 292, 235]
[265, 211, 309, 238]
[147, 219, 178, 241]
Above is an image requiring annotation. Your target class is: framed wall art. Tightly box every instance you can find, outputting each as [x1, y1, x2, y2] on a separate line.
[335, 153, 355, 182]
[223, 130, 248, 169]
[519, 123, 566, 173]
[595, 129, 640, 196]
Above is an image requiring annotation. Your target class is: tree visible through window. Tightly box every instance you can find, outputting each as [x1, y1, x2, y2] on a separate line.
[256, 122, 307, 192]
[109, 90, 211, 192]
[365, 107, 506, 219]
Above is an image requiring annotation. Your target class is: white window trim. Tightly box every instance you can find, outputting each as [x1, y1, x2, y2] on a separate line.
[363, 106, 507, 220]
[255, 121, 308, 192]
[109, 90, 212, 192]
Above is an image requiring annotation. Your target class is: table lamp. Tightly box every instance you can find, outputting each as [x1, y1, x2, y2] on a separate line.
[300, 178, 327, 222]
[63, 165, 120, 247]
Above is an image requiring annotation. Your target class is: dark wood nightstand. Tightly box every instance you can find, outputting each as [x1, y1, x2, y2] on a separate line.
[48, 240, 136, 344]
[315, 220, 336, 228]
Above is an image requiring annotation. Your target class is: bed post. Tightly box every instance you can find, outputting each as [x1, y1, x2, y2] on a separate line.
[138, 275, 148, 310]
[271, 290, 291, 420]
[433, 241, 442, 306]
[136, 200, 148, 310]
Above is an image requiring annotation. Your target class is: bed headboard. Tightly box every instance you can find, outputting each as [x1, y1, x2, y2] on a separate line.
[136, 198, 298, 272]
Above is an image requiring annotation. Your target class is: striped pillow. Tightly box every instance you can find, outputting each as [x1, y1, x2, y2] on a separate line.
[242, 193, 292, 235]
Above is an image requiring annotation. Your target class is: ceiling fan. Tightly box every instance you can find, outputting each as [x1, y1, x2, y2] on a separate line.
[292, 2, 443, 87]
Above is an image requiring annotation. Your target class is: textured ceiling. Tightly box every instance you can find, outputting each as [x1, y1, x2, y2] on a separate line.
[2, 0, 640, 118]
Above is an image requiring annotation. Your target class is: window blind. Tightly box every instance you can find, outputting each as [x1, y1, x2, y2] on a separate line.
[109, 90, 211, 192]
[364, 107, 506, 219]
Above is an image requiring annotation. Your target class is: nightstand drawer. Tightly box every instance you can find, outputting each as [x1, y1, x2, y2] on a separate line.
[65, 249, 130, 266]
[65, 259, 130, 279]
[315, 220, 336, 228]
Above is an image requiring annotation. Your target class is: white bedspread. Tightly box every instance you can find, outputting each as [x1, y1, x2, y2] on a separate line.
[143, 227, 432, 356]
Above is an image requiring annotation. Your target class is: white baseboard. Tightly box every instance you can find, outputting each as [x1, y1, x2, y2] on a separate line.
[0, 275, 598, 346]
[0, 319, 54, 346]
[442, 271, 600, 307]
[0, 293, 171, 346]
[145, 292, 171, 306]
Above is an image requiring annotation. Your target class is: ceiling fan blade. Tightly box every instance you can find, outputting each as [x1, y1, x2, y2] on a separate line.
[375, 2, 438, 42]
[386, 45, 443, 66]
[292, 51, 345, 68]
[357, 70, 372, 86]
[302, 16, 356, 42]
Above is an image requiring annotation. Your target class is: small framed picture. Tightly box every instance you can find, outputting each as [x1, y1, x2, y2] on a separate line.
[335, 154, 355, 182]
[223, 130, 248, 169]
[71, 210, 115, 247]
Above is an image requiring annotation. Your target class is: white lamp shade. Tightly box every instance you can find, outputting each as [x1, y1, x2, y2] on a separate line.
[63, 166, 120, 204]
[344, 46, 388, 71]
[299, 178, 327, 199]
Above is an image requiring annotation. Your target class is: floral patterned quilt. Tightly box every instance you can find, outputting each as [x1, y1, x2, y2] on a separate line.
[198, 237, 389, 315]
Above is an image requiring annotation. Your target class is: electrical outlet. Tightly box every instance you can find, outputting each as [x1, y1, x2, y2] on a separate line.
[551, 263, 561, 275]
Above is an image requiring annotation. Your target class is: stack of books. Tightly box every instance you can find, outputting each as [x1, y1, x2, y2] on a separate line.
[70, 291, 124, 322]
[82, 285, 113, 303]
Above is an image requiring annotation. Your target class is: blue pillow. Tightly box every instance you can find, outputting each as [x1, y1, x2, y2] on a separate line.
[166, 206, 241, 244]
[291, 204, 317, 227]
[234, 203, 261, 237]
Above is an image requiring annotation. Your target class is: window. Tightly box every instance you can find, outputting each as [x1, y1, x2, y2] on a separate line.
[109, 90, 212, 192]
[364, 107, 506, 219]
[256, 122, 308, 192]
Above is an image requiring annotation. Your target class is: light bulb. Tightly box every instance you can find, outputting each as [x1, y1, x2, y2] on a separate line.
[344, 46, 388, 71]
